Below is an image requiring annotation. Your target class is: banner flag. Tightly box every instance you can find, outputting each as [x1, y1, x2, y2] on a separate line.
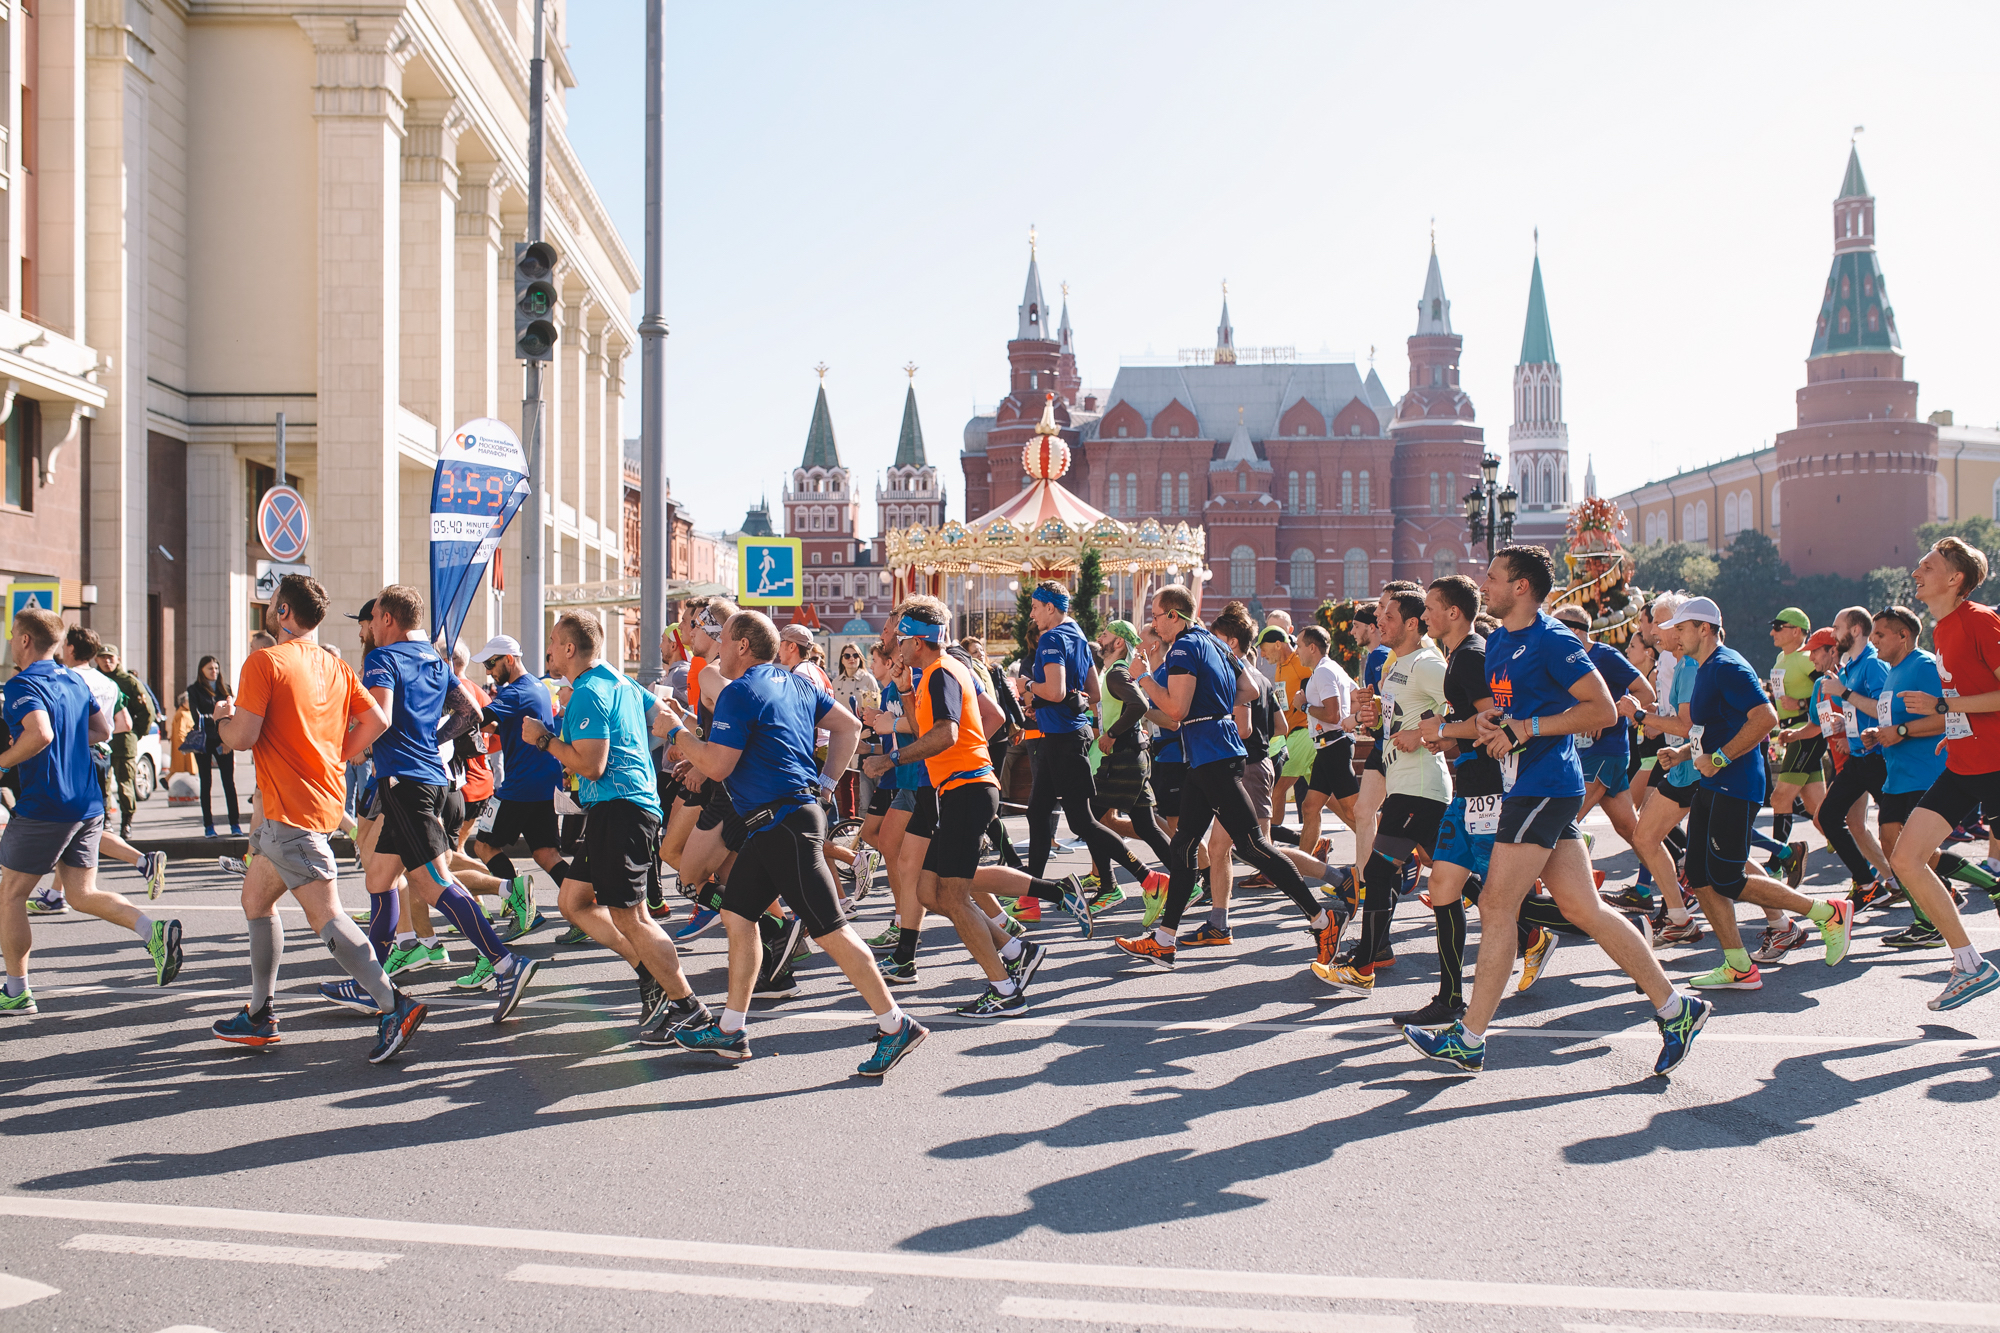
[430, 417, 530, 654]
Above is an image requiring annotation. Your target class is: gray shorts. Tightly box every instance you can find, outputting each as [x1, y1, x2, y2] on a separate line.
[250, 820, 341, 890]
[0, 815, 102, 877]
[1242, 756, 1274, 822]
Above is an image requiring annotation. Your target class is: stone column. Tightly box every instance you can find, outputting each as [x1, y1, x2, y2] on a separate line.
[297, 14, 411, 625]
[401, 95, 465, 434]
[454, 163, 509, 425]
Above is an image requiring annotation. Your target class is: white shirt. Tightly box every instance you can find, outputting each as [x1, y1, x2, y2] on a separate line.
[1652, 651, 1678, 716]
[70, 663, 119, 719]
[1379, 643, 1451, 803]
[1303, 656, 1356, 745]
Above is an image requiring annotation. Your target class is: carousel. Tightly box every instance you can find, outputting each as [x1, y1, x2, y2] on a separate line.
[882, 393, 1208, 646]
[1549, 495, 1647, 644]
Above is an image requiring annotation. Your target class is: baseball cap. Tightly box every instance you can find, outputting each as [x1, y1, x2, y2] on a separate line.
[1771, 607, 1810, 632]
[96, 643, 120, 658]
[475, 634, 522, 662]
[345, 598, 377, 622]
[1660, 595, 1722, 629]
[1257, 626, 1292, 647]
[778, 624, 816, 647]
[1805, 627, 1839, 651]
[1107, 620, 1141, 649]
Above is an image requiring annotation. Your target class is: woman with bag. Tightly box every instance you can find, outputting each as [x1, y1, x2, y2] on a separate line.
[188, 654, 243, 837]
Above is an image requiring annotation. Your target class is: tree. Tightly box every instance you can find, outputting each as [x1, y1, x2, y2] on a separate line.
[1012, 582, 1035, 664]
[1916, 517, 2000, 603]
[1073, 549, 1104, 640]
[1709, 531, 1790, 675]
[1631, 541, 1717, 599]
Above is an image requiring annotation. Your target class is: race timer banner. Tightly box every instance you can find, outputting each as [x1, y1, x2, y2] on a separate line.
[430, 417, 530, 655]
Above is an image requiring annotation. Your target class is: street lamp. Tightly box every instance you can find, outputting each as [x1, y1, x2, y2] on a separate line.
[1464, 453, 1518, 561]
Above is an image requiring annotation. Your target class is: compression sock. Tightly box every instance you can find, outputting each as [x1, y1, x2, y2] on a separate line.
[130, 911, 156, 943]
[1634, 863, 1655, 890]
[1435, 900, 1467, 1006]
[1271, 824, 1299, 845]
[319, 917, 396, 1010]
[1940, 853, 2000, 890]
[1206, 905, 1230, 931]
[1772, 813, 1794, 844]
[1749, 828, 1788, 858]
[1724, 947, 1754, 972]
[1350, 854, 1400, 970]
[246, 915, 284, 1012]
[893, 926, 921, 966]
[367, 889, 399, 961]
[484, 853, 518, 882]
[1029, 878, 1065, 902]
[436, 886, 511, 962]
[1521, 895, 1584, 937]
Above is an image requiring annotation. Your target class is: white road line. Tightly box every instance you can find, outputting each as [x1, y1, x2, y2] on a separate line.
[6, 1197, 1999, 1327]
[0, 1272, 58, 1310]
[63, 1232, 399, 1271]
[506, 1262, 870, 1306]
[1001, 1295, 1411, 1331]
[1562, 1324, 1764, 1333]
[154, 1326, 226, 1332]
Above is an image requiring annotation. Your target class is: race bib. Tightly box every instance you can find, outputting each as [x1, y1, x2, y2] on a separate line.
[1769, 668, 1787, 702]
[1465, 793, 1501, 835]
[1946, 689, 1974, 741]
[1880, 692, 1897, 732]
[1843, 702, 1861, 743]
[1817, 700, 1838, 736]
[476, 798, 499, 833]
[1688, 723, 1706, 759]
[1273, 682, 1290, 713]
[1500, 748, 1519, 792]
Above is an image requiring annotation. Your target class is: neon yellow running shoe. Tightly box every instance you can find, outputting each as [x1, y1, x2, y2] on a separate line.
[455, 955, 496, 990]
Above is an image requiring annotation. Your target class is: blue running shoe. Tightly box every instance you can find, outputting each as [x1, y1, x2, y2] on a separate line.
[673, 908, 720, 942]
[858, 1017, 928, 1077]
[369, 993, 427, 1065]
[490, 954, 542, 1023]
[211, 1005, 279, 1046]
[1057, 875, 1094, 940]
[1652, 994, 1711, 1076]
[1403, 1019, 1485, 1073]
[318, 980, 382, 1016]
[673, 1019, 751, 1061]
[1929, 959, 2000, 1012]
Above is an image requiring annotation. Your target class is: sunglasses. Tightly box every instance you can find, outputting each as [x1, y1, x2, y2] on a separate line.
[484, 658, 503, 670]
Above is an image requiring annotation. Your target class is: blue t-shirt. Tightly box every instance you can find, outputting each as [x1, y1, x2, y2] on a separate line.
[1363, 644, 1391, 743]
[1689, 644, 1770, 802]
[881, 680, 925, 791]
[1838, 644, 1891, 757]
[1163, 623, 1247, 767]
[1031, 619, 1095, 735]
[560, 663, 661, 815]
[1486, 611, 1595, 799]
[710, 661, 833, 836]
[361, 639, 451, 784]
[1880, 649, 1948, 795]
[487, 672, 562, 802]
[1578, 641, 1642, 762]
[1149, 660, 1183, 764]
[4, 659, 103, 822]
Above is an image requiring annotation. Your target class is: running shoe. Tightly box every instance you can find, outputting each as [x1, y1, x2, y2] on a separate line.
[146, 920, 183, 986]
[1077, 873, 1101, 892]
[0, 987, 37, 1016]
[1186, 878, 1208, 912]
[1688, 961, 1763, 990]
[1004, 897, 1043, 924]
[637, 969, 666, 1027]
[1400, 861, 1422, 896]
[141, 851, 167, 900]
[319, 979, 382, 1015]
[1054, 875, 1093, 939]
[674, 1020, 752, 1060]
[1236, 873, 1275, 890]
[229, 824, 245, 837]
[1981, 857, 2000, 881]
[25, 890, 67, 915]
[1000, 913, 1028, 940]
[1177, 922, 1233, 949]
[1140, 889, 1166, 930]
[1089, 882, 1127, 914]
[646, 897, 672, 922]
[1653, 994, 1712, 1076]
[878, 958, 919, 986]
[218, 855, 249, 877]
[761, 914, 804, 974]
[1004, 938, 1046, 990]
[1653, 917, 1704, 948]
[1581, 830, 1596, 852]
[1517, 928, 1558, 993]
[1928, 959, 2000, 1011]
[672, 909, 720, 942]
[1883, 921, 1946, 949]
[422, 941, 450, 967]
[1749, 917, 1808, 964]
[1816, 897, 1855, 966]
[638, 997, 713, 1046]
[1784, 841, 1808, 890]
[752, 968, 800, 1001]
[368, 993, 426, 1065]
[858, 1016, 928, 1077]
[455, 956, 496, 990]
[504, 876, 536, 935]
[1313, 910, 1346, 968]
[954, 984, 1025, 1017]
[847, 848, 881, 903]
[1312, 959, 1374, 993]
[383, 941, 429, 977]
[1849, 877, 1896, 913]
[1312, 836, 1332, 861]
[1403, 1020, 1485, 1073]
[1141, 870, 1170, 896]
[1113, 935, 1176, 969]
[203, 825, 218, 838]
[1601, 885, 1657, 914]
[490, 954, 542, 1022]
[1393, 995, 1466, 1030]
[212, 1004, 279, 1046]
[865, 923, 902, 951]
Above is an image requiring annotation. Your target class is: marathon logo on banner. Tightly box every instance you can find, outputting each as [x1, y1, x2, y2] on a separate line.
[430, 417, 530, 655]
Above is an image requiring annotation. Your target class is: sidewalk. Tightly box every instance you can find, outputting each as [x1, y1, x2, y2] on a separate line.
[121, 754, 354, 861]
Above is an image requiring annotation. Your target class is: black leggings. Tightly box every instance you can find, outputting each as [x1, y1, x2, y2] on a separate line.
[196, 749, 240, 828]
[1160, 758, 1314, 932]
[1817, 751, 1887, 881]
[1090, 795, 1174, 870]
[1026, 733, 1146, 883]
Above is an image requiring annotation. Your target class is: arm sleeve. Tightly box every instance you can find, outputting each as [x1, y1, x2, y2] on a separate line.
[1106, 665, 1146, 737]
[704, 682, 750, 752]
[925, 667, 965, 725]
[437, 676, 481, 744]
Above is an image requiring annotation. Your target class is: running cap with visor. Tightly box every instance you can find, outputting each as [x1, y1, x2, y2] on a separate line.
[344, 598, 377, 622]
[1660, 595, 1723, 630]
[475, 634, 522, 662]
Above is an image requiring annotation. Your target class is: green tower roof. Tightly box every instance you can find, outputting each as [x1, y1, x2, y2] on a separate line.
[800, 383, 840, 470]
[1840, 145, 1869, 199]
[1519, 255, 1556, 365]
[893, 384, 926, 468]
[1810, 251, 1899, 357]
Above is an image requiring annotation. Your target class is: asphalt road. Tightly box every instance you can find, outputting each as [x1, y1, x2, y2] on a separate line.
[4, 807, 2000, 1333]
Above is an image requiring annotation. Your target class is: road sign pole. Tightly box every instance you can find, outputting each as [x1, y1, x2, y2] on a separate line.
[636, 0, 668, 687]
[518, 0, 547, 672]
[275, 412, 286, 490]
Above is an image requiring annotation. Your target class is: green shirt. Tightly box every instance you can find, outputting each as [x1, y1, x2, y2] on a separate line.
[1771, 648, 1814, 723]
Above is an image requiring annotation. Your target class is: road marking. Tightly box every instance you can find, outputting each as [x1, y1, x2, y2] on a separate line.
[6, 1197, 2000, 1327]
[1563, 1325, 1765, 1333]
[507, 1262, 870, 1306]
[63, 1233, 399, 1271]
[155, 1327, 226, 1332]
[0, 1272, 58, 1310]
[1001, 1295, 1411, 1331]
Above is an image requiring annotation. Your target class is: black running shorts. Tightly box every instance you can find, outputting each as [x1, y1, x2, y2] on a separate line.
[1877, 787, 1924, 827]
[568, 798, 662, 911]
[476, 797, 561, 853]
[1494, 793, 1584, 848]
[1371, 793, 1447, 861]
[720, 802, 848, 939]
[374, 778, 451, 870]
[1916, 767, 2000, 830]
[925, 784, 1000, 880]
[1685, 786, 1754, 900]
[905, 785, 939, 840]
[1308, 736, 1360, 800]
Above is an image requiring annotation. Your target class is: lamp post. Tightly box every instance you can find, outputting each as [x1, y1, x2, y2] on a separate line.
[1463, 453, 1518, 562]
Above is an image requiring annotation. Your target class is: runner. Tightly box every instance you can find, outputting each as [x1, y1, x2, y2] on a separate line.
[469, 634, 568, 938]
[0, 608, 183, 1015]
[1404, 546, 1707, 1077]
[1261, 625, 1315, 842]
[1087, 620, 1173, 915]
[1815, 606, 1898, 907]
[659, 610, 927, 1075]
[1625, 592, 1703, 944]
[1188, 603, 1295, 945]
[1769, 626, 1846, 897]
[1553, 606, 1655, 874]
[1764, 607, 1824, 881]
[206, 574, 424, 1061]
[1296, 625, 1359, 862]
[1350, 600, 1394, 874]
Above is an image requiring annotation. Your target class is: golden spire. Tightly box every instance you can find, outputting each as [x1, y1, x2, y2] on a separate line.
[813, 361, 829, 381]
[1430, 216, 1435, 253]
[904, 361, 918, 380]
[1028, 224, 1037, 256]
[1061, 281, 1069, 299]
[1034, 391, 1059, 438]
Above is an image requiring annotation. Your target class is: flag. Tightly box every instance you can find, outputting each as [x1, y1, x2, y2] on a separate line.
[430, 417, 529, 654]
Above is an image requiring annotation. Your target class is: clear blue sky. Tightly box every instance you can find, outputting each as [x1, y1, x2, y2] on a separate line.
[563, 1, 2000, 539]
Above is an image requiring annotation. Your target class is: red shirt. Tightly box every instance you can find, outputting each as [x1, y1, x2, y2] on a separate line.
[457, 673, 495, 802]
[1931, 599, 2000, 774]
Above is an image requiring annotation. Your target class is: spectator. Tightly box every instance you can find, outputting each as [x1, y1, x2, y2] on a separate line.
[169, 692, 196, 778]
[189, 655, 243, 837]
[95, 644, 154, 840]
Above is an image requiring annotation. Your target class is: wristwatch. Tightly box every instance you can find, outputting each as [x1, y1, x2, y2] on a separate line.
[534, 732, 552, 751]
[1711, 750, 1730, 768]
[1936, 698, 1950, 715]
[1896, 723, 1911, 739]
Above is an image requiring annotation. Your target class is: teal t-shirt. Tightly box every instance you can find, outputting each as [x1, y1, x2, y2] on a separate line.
[561, 662, 662, 815]
[1665, 651, 1701, 788]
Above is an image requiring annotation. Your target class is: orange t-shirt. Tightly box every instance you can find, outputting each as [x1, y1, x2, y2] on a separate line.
[236, 639, 377, 833]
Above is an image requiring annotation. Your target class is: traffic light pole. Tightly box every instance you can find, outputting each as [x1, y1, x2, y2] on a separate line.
[519, 0, 547, 671]
[636, 0, 667, 687]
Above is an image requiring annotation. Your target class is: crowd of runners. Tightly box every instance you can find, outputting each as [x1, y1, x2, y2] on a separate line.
[6, 533, 2000, 1081]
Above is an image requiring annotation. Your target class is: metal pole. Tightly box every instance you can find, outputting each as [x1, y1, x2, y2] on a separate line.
[636, 0, 668, 686]
[274, 412, 286, 489]
[519, 0, 547, 670]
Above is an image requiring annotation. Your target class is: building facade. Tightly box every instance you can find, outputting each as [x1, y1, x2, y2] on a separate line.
[780, 376, 896, 629]
[1505, 248, 1573, 553]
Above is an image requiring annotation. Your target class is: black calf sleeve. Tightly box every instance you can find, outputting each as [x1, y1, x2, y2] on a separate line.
[485, 853, 518, 882]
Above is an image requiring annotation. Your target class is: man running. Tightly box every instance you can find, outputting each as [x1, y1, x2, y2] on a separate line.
[1553, 605, 1655, 867]
[207, 575, 422, 1061]
[1860, 606, 1961, 950]
[1404, 546, 1707, 1077]
[470, 634, 566, 934]
[95, 643, 154, 841]
[1296, 626, 1359, 861]
[1261, 625, 1315, 840]
[1764, 607, 1823, 880]
[1817, 606, 1898, 908]
[0, 609, 182, 1014]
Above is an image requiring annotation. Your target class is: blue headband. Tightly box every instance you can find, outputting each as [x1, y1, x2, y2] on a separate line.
[898, 614, 944, 643]
[1032, 586, 1070, 613]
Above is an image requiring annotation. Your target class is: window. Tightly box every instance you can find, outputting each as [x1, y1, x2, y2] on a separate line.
[1290, 548, 1316, 601]
[1838, 307, 1851, 334]
[1342, 548, 1370, 599]
[1168, 424, 1182, 438]
[1118, 425, 1129, 438]
[1739, 488, 1754, 530]
[1161, 473, 1173, 512]
[1104, 480, 1118, 517]
[1029, 373, 1038, 389]
[1177, 473, 1189, 514]
[1433, 545, 1457, 580]
[1541, 463, 1554, 507]
[1304, 471, 1317, 514]
[1358, 471, 1370, 514]
[1237, 469, 1248, 493]
[3, 405, 31, 511]
[1868, 306, 1880, 332]
[1230, 545, 1257, 596]
[1444, 473, 1457, 512]
[1429, 472, 1439, 514]
[833, 548, 844, 563]
[1125, 474, 1137, 514]
[1841, 274, 1851, 299]
[1694, 498, 1709, 540]
[1297, 424, 1308, 437]
[1350, 423, 1361, 438]
[812, 551, 822, 565]
[1288, 471, 1299, 513]
[1681, 503, 1694, 539]
[811, 512, 822, 531]
[1723, 491, 1739, 535]
[1341, 470, 1353, 514]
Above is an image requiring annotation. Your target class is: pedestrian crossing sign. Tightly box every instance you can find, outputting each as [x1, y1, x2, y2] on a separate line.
[4, 581, 61, 645]
[738, 538, 803, 607]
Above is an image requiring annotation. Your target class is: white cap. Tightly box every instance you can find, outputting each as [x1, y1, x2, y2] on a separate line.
[1659, 596, 1722, 630]
[474, 634, 523, 661]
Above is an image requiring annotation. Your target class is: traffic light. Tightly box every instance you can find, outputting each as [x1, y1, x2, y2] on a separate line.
[514, 240, 560, 361]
